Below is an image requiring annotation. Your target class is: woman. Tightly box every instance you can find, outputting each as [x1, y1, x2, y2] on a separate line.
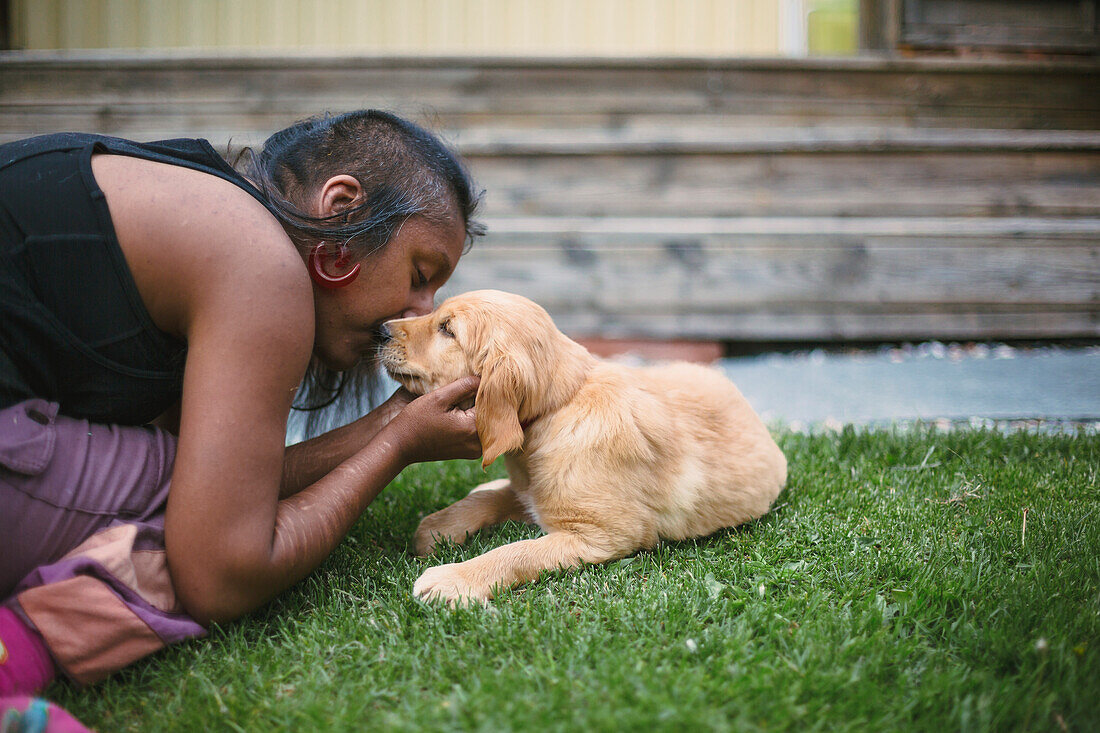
[0, 110, 485, 699]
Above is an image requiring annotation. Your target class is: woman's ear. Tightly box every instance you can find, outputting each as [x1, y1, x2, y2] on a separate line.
[317, 174, 362, 217]
[475, 350, 525, 469]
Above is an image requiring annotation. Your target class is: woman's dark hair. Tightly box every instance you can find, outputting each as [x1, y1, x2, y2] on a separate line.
[239, 110, 485, 437]
[247, 109, 484, 253]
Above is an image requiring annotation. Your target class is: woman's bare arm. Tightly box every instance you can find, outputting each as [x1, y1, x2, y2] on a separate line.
[156, 390, 412, 500]
[149, 390, 414, 500]
[167, 288, 479, 627]
[96, 156, 480, 626]
[278, 387, 413, 499]
[269, 378, 480, 586]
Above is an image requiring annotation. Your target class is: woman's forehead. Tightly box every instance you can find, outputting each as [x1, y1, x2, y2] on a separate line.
[398, 213, 460, 244]
[407, 215, 464, 268]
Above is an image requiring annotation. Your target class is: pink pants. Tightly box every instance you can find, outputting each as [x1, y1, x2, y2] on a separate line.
[1, 399, 205, 685]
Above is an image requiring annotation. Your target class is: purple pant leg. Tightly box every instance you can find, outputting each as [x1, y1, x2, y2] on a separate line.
[0, 400, 205, 685]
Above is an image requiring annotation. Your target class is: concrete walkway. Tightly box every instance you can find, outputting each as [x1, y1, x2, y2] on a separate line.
[327, 343, 1099, 444]
[717, 344, 1100, 430]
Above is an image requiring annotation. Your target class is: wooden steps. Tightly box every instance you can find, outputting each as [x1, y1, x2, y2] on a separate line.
[467, 146, 1100, 219]
[446, 216, 1100, 340]
[1, 52, 1097, 342]
[2, 53, 1099, 142]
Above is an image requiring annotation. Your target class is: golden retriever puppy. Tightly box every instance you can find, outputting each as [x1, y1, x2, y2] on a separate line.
[381, 290, 786, 606]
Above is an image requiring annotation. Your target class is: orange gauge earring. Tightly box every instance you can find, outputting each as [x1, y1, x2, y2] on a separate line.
[308, 243, 361, 289]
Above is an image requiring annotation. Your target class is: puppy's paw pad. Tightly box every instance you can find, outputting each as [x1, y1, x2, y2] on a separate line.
[413, 565, 489, 607]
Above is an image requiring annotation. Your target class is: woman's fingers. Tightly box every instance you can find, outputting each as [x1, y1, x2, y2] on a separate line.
[433, 375, 480, 408]
[385, 376, 484, 464]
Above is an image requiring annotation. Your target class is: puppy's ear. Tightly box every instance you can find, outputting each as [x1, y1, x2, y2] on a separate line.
[475, 350, 525, 469]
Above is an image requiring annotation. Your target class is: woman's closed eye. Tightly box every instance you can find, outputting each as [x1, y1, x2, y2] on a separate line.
[414, 269, 429, 288]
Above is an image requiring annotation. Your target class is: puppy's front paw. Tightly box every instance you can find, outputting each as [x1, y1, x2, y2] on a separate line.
[413, 564, 490, 607]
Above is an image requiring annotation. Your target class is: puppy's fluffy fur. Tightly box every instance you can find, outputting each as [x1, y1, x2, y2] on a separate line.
[381, 290, 786, 605]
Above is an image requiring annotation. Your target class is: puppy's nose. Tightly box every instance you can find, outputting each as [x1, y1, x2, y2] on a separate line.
[379, 322, 393, 341]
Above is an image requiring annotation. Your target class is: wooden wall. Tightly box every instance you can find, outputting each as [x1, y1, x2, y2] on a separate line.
[860, 0, 1099, 56]
[0, 53, 1097, 343]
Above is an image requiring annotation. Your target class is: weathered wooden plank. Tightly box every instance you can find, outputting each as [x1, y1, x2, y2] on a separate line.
[6, 119, 1100, 155]
[444, 224, 1099, 306]
[6, 106, 1100, 143]
[6, 125, 1093, 218]
[2, 54, 1097, 130]
[898, 0, 1100, 53]
[469, 151, 1100, 218]
[476, 215, 1100, 238]
[437, 216, 1100, 341]
[439, 127, 1100, 155]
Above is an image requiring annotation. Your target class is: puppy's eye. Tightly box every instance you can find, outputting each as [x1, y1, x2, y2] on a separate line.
[438, 319, 455, 338]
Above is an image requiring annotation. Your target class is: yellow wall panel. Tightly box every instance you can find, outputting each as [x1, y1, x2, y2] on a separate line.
[18, 0, 60, 49]
[104, 0, 140, 48]
[58, 0, 100, 49]
[179, 0, 218, 48]
[8, 0, 855, 56]
[140, 0, 177, 47]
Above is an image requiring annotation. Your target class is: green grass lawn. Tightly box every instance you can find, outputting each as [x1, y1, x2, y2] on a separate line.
[50, 427, 1099, 731]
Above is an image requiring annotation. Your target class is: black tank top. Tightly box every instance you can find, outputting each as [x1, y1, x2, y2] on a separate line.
[0, 133, 278, 425]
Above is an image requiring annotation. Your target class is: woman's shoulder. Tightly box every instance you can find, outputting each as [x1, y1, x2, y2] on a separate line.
[92, 153, 313, 343]
[92, 151, 283, 238]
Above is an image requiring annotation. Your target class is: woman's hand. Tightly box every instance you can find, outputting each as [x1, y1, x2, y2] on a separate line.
[385, 376, 482, 465]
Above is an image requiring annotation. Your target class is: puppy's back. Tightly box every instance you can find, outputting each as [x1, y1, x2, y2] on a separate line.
[635, 361, 787, 539]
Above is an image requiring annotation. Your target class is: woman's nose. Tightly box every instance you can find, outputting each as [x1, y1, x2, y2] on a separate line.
[401, 289, 435, 319]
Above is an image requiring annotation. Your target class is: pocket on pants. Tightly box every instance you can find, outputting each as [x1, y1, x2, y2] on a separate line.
[0, 399, 174, 518]
[0, 399, 58, 476]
